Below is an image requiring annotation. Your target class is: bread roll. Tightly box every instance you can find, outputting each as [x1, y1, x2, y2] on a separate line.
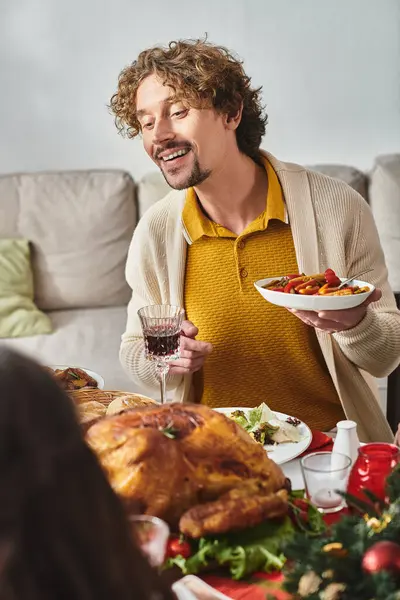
[106, 395, 155, 416]
[77, 401, 106, 423]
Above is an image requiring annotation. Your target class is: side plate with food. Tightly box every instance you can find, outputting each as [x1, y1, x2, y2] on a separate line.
[47, 365, 105, 390]
[214, 403, 312, 465]
[255, 268, 374, 311]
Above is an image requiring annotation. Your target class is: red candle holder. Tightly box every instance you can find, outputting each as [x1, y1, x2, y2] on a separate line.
[347, 443, 400, 505]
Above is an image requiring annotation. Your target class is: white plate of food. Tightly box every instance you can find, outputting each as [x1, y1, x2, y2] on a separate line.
[47, 365, 105, 390]
[214, 403, 312, 465]
[255, 270, 374, 312]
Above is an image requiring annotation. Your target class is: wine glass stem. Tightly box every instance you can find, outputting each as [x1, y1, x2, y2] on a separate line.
[156, 363, 169, 404]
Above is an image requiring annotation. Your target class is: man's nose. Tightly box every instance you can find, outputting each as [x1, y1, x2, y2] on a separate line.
[152, 119, 175, 146]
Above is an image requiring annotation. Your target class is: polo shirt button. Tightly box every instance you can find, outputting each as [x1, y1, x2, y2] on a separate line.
[238, 240, 245, 250]
[240, 267, 248, 278]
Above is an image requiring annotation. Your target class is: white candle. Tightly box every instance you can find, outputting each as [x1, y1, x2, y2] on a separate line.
[312, 488, 342, 509]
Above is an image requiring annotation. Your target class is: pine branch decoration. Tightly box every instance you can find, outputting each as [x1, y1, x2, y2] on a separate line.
[282, 465, 400, 599]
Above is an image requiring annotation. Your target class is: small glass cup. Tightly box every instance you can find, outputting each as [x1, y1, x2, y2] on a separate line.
[300, 451, 352, 513]
[129, 515, 170, 567]
[138, 304, 185, 404]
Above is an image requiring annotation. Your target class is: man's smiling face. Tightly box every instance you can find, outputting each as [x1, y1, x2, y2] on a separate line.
[136, 74, 231, 190]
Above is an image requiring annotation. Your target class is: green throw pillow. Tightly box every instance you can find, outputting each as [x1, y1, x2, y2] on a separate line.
[0, 239, 52, 338]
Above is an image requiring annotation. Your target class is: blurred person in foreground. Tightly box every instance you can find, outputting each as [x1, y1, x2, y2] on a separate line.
[110, 38, 400, 442]
[0, 347, 175, 600]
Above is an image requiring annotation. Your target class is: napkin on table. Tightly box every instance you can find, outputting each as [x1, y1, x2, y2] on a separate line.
[301, 430, 334, 455]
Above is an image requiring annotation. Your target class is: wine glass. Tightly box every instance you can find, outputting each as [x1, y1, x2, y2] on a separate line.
[129, 515, 170, 567]
[138, 305, 185, 404]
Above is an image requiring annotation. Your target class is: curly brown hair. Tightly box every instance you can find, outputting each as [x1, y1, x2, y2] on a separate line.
[109, 38, 267, 162]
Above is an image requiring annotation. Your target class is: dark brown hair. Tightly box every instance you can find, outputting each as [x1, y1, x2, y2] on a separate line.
[0, 347, 174, 600]
[109, 38, 268, 163]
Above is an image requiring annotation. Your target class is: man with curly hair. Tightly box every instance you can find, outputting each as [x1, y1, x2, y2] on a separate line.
[110, 39, 400, 441]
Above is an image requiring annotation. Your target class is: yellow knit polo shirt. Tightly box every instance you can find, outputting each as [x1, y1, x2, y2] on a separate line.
[183, 158, 345, 431]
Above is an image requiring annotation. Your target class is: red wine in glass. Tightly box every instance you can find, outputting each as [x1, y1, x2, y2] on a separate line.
[144, 327, 180, 360]
[138, 305, 185, 405]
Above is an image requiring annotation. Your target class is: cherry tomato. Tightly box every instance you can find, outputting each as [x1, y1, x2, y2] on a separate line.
[324, 268, 341, 287]
[292, 498, 309, 512]
[166, 537, 191, 559]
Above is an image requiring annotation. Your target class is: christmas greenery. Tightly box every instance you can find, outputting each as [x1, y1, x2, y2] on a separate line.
[282, 464, 400, 600]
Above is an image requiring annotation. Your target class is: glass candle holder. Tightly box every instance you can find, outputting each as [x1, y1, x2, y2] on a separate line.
[300, 451, 352, 513]
[347, 443, 400, 505]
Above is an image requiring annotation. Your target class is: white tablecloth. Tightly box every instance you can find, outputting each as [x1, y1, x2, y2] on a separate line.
[282, 458, 304, 491]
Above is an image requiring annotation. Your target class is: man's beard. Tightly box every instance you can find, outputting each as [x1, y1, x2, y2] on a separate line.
[160, 153, 211, 190]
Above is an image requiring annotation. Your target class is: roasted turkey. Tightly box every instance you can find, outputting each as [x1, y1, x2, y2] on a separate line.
[86, 403, 289, 537]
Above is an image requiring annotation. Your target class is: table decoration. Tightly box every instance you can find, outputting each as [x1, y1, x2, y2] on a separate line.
[282, 463, 400, 600]
[300, 452, 352, 514]
[347, 443, 400, 505]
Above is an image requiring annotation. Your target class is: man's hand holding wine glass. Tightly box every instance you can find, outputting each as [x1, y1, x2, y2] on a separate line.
[168, 320, 213, 375]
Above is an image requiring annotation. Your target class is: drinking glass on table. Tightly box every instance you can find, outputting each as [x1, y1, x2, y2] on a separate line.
[138, 305, 185, 404]
[129, 515, 170, 567]
[300, 451, 352, 514]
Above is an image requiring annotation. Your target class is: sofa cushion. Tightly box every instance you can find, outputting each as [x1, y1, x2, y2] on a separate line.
[136, 171, 171, 218]
[369, 154, 400, 292]
[1, 306, 145, 393]
[0, 239, 52, 338]
[0, 170, 137, 310]
[0, 176, 20, 236]
[308, 164, 369, 202]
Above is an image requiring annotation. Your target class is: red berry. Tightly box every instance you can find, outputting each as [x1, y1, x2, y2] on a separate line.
[166, 537, 191, 559]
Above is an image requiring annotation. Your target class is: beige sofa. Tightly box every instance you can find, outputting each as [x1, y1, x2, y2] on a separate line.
[0, 169, 160, 393]
[0, 155, 399, 407]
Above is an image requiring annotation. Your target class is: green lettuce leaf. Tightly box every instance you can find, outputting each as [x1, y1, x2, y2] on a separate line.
[307, 503, 325, 535]
[217, 542, 286, 580]
[247, 403, 276, 431]
[165, 538, 226, 575]
[247, 404, 263, 428]
[164, 517, 295, 580]
[229, 412, 249, 430]
[290, 489, 306, 499]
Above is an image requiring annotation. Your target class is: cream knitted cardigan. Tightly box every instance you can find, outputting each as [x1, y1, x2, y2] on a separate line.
[120, 152, 400, 442]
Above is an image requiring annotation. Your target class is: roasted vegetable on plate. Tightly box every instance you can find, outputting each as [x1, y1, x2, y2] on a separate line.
[263, 268, 370, 296]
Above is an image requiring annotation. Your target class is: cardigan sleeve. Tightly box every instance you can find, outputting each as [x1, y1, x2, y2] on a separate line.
[119, 207, 184, 393]
[333, 199, 400, 377]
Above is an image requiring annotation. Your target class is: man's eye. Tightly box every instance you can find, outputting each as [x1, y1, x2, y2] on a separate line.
[172, 109, 188, 118]
[142, 122, 154, 130]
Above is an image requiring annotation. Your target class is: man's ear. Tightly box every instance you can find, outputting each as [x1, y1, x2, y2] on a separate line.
[224, 100, 243, 131]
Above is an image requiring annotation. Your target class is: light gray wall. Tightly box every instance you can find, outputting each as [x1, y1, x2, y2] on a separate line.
[0, 0, 399, 178]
